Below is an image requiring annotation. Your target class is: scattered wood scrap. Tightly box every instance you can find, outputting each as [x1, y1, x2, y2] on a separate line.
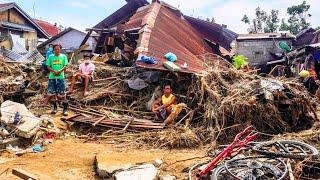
[67, 106, 164, 131]
[12, 168, 38, 180]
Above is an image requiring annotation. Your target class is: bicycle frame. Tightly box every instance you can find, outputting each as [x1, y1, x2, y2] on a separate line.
[197, 126, 258, 179]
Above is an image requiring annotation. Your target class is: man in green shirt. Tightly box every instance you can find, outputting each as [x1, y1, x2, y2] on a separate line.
[46, 44, 69, 116]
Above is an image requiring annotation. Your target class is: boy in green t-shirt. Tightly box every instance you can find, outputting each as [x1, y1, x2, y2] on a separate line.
[46, 44, 69, 116]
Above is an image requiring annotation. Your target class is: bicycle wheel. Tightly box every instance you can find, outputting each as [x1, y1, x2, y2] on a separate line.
[211, 165, 233, 180]
[253, 140, 319, 159]
[224, 156, 287, 180]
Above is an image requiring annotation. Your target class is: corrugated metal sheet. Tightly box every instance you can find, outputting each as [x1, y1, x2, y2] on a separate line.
[136, 4, 216, 74]
[119, 5, 151, 31]
[184, 16, 237, 51]
[33, 19, 59, 37]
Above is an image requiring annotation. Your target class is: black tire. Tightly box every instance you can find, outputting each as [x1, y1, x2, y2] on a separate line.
[253, 140, 319, 159]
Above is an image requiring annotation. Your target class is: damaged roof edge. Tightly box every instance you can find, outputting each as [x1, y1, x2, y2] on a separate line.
[184, 16, 238, 51]
[93, 0, 149, 30]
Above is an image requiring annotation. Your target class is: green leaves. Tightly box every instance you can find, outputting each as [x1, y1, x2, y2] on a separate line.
[232, 55, 249, 69]
[242, 1, 312, 35]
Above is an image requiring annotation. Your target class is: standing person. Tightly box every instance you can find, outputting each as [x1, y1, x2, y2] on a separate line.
[68, 54, 95, 96]
[42, 44, 54, 75]
[45, 44, 69, 116]
[46, 44, 54, 59]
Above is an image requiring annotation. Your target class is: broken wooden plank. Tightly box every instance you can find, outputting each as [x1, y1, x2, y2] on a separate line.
[12, 168, 38, 180]
[122, 118, 134, 132]
[93, 116, 106, 127]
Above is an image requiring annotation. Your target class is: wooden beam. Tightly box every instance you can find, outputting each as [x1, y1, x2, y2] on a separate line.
[12, 168, 38, 180]
[80, 30, 93, 47]
[7, 9, 10, 22]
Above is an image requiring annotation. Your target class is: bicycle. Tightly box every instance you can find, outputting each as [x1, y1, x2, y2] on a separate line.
[193, 126, 318, 180]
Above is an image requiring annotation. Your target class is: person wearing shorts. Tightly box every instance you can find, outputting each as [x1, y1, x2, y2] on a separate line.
[45, 44, 69, 116]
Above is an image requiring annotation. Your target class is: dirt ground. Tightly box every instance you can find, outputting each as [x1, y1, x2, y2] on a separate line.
[0, 136, 207, 180]
[1, 110, 320, 180]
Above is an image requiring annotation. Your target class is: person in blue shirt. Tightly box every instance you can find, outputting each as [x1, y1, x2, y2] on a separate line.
[42, 44, 54, 75]
[46, 44, 54, 59]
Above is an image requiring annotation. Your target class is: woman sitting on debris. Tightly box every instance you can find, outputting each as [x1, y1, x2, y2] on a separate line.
[152, 84, 186, 126]
[68, 54, 96, 96]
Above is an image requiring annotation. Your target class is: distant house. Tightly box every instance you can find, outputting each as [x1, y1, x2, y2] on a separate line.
[37, 27, 97, 54]
[236, 32, 295, 66]
[33, 19, 59, 37]
[0, 3, 49, 52]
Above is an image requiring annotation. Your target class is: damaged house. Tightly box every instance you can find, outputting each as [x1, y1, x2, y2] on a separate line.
[236, 32, 295, 69]
[0, 3, 49, 52]
[84, 0, 237, 74]
[37, 27, 97, 58]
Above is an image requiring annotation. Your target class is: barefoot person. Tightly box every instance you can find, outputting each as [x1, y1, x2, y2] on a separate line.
[152, 84, 186, 125]
[69, 54, 95, 96]
[45, 44, 69, 116]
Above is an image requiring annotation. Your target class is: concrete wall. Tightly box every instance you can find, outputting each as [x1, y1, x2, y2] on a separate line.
[236, 39, 293, 66]
[46, 29, 97, 51]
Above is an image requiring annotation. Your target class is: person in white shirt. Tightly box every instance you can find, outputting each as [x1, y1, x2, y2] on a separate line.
[69, 54, 95, 96]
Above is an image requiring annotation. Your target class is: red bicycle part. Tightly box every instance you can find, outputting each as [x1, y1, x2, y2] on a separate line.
[197, 126, 258, 178]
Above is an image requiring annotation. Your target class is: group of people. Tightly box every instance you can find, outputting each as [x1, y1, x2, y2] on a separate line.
[43, 45, 184, 125]
[43, 44, 96, 116]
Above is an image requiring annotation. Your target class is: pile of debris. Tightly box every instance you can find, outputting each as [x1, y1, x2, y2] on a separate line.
[200, 65, 318, 135]
[0, 57, 42, 103]
[0, 100, 60, 155]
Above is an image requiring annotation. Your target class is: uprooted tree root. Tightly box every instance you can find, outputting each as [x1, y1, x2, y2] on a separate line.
[199, 67, 318, 137]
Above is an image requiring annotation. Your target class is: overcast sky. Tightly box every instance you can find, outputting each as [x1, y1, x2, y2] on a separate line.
[1, 0, 319, 33]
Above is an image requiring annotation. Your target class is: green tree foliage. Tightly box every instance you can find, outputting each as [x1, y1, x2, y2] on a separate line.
[285, 0, 311, 34]
[242, 8, 278, 33]
[241, 15, 250, 24]
[242, 1, 312, 35]
[279, 19, 290, 31]
[265, 10, 280, 33]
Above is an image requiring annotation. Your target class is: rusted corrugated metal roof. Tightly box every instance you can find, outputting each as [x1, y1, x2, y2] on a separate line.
[135, 2, 216, 74]
[119, 5, 151, 31]
[33, 19, 59, 37]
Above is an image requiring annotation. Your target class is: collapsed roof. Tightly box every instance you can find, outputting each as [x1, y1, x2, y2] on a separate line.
[93, 1, 237, 74]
